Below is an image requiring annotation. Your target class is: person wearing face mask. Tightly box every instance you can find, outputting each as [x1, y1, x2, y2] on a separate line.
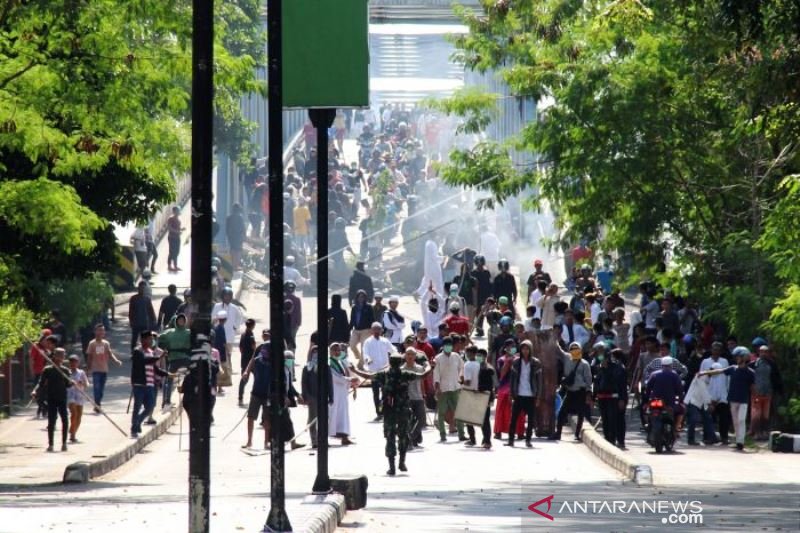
[329, 343, 358, 446]
[461, 346, 484, 447]
[473, 348, 496, 449]
[505, 340, 542, 448]
[301, 345, 333, 449]
[593, 346, 629, 449]
[433, 336, 465, 442]
[493, 339, 525, 441]
[279, 351, 306, 450]
[351, 349, 430, 475]
[552, 342, 593, 441]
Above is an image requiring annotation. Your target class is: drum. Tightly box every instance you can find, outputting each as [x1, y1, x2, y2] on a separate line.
[455, 389, 491, 426]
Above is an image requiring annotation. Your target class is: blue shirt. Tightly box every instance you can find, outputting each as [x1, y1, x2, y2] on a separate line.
[596, 270, 614, 294]
[213, 324, 227, 362]
[724, 366, 755, 404]
[646, 369, 683, 407]
[251, 343, 272, 397]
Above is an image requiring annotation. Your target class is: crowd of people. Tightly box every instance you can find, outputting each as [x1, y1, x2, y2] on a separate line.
[24, 102, 786, 471]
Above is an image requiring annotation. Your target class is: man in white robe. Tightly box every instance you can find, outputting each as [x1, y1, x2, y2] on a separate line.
[328, 343, 357, 445]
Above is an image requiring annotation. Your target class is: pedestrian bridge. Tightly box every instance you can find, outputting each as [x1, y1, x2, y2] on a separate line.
[370, 0, 481, 20]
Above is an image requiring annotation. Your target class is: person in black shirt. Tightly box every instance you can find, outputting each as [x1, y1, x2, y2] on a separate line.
[476, 348, 496, 449]
[32, 348, 72, 452]
[451, 263, 478, 329]
[348, 262, 374, 306]
[493, 260, 518, 316]
[526, 259, 552, 302]
[238, 319, 257, 406]
[158, 284, 183, 330]
[471, 256, 493, 337]
[329, 294, 350, 344]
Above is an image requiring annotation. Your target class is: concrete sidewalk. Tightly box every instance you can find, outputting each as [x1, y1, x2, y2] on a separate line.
[0, 221, 198, 487]
[612, 411, 800, 486]
[0, 305, 177, 486]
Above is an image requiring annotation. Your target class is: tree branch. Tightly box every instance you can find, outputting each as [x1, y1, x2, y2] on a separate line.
[0, 60, 36, 91]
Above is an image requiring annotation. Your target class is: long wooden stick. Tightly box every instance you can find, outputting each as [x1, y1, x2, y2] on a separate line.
[21, 328, 128, 437]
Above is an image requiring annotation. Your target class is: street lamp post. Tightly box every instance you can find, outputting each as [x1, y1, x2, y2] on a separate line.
[309, 108, 336, 494]
[188, 0, 214, 531]
[265, 0, 290, 530]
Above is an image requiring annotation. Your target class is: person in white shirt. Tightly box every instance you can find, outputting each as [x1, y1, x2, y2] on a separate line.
[420, 286, 446, 333]
[684, 371, 715, 445]
[539, 283, 560, 330]
[362, 322, 395, 420]
[561, 309, 590, 349]
[588, 294, 602, 326]
[462, 346, 480, 391]
[211, 287, 244, 377]
[130, 227, 148, 277]
[700, 342, 731, 444]
[433, 336, 465, 442]
[642, 298, 660, 331]
[528, 280, 547, 317]
[382, 295, 406, 350]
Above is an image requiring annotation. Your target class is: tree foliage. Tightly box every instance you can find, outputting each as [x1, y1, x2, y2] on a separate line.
[440, 0, 799, 342]
[0, 0, 265, 327]
[0, 303, 38, 364]
[0, 0, 265, 357]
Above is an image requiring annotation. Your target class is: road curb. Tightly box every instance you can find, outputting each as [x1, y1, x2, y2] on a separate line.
[63, 406, 181, 483]
[569, 417, 653, 485]
[297, 493, 347, 533]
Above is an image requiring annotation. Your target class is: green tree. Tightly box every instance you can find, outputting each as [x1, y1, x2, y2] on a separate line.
[0, 0, 265, 311]
[0, 303, 38, 365]
[439, 0, 799, 336]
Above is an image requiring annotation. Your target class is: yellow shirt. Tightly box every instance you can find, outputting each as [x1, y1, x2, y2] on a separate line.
[293, 205, 311, 236]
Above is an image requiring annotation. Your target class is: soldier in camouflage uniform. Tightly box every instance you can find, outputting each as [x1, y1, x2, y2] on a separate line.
[352, 348, 429, 475]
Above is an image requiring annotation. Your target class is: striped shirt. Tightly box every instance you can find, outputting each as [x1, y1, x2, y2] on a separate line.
[144, 349, 157, 386]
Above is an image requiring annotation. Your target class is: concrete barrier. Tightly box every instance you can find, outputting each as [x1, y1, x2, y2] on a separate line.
[570, 417, 653, 486]
[298, 494, 347, 533]
[63, 405, 181, 483]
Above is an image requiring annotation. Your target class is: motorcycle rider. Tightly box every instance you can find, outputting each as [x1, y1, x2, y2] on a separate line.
[645, 356, 685, 442]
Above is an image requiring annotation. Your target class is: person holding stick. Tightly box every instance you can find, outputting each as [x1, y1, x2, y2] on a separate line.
[130, 331, 173, 438]
[31, 348, 72, 452]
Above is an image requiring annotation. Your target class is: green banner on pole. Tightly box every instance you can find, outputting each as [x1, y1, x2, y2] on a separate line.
[282, 0, 370, 108]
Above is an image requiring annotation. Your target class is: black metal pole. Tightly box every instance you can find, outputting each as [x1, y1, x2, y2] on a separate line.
[189, 0, 214, 530]
[265, 0, 290, 530]
[310, 108, 336, 494]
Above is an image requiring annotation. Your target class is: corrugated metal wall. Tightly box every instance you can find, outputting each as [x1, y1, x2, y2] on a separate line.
[464, 68, 536, 168]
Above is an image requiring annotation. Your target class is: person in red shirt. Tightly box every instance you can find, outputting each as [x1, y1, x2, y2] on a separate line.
[444, 302, 471, 341]
[413, 326, 437, 404]
[30, 331, 57, 419]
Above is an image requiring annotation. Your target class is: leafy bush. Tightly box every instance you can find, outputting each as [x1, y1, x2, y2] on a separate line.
[777, 396, 800, 433]
[0, 303, 39, 365]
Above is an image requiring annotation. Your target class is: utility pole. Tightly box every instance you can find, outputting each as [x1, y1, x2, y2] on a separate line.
[188, 0, 214, 531]
[265, 0, 291, 530]
[310, 109, 336, 494]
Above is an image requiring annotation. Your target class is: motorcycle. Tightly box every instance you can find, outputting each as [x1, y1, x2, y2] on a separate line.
[646, 398, 675, 453]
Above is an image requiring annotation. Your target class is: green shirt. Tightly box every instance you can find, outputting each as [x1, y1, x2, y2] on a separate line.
[159, 326, 191, 361]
